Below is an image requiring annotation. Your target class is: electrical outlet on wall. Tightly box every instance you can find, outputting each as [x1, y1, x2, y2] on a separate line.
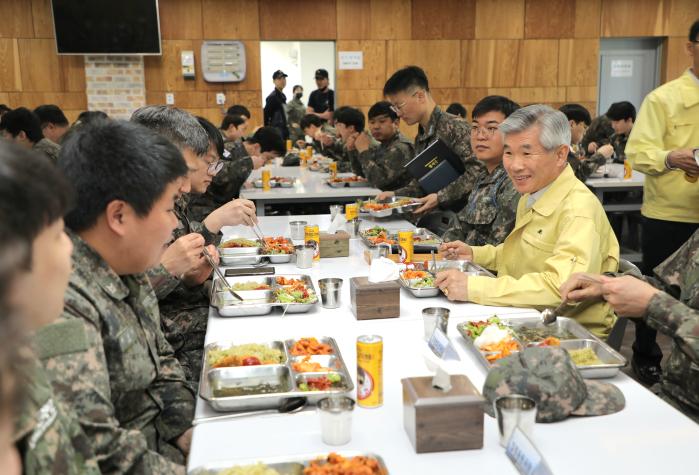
[165, 93, 175, 105]
[216, 93, 226, 105]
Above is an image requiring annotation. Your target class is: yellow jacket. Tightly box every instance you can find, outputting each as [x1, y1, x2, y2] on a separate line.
[626, 69, 699, 223]
[468, 165, 619, 338]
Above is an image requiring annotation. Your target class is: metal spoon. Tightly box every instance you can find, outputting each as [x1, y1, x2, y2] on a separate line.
[542, 273, 602, 325]
[202, 247, 243, 302]
[192, 397, 307, 425]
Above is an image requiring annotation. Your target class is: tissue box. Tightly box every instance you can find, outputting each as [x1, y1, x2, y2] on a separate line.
[402, 375, 484, 453]
[320, 231, 349, 258]
[349, 276, 400, 320]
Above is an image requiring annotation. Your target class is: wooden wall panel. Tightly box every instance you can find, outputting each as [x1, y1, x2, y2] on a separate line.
[524, 0, 575, 39]
[337, 0, 371, 39]
[370, 0, 411, 40]
[566, 86, 597, 102]
[59, 55, 86, 92]
[0, 0, 35, 38]
[336, 40, 386, 90]
[663, 37, 693, 82]
[574, 0, 602, 38]
[475, 0, 525, 39]
[387, 40, 462, 89]
[662, 0, 699, 37]
[8, 92, 87, 110]
[201, 0, 260, 40]
[338, 89, 384, 107]
[18, 39, 62, 92]
[515, 40, 559, 87]
[31, 0, 55, 38]
[260, 0, 337, 40]
[0, 39, 22, 91]
[159, 0, 203, 40]
[411, 0, 476, 40]
[558, 39, 599, 86]
[601, 0, 663, 37]
[462, 39, 520, 88]
[144, 40, 199, 92]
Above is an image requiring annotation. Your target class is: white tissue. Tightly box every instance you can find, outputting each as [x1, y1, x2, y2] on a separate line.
[432, 364, 453, 392]
[368, 257, 399, 283]
[326, 213, 346, 234]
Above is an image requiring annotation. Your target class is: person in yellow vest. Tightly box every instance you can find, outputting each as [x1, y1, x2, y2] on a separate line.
[623, 19, 699, 385]
[436, 104, 619, 338]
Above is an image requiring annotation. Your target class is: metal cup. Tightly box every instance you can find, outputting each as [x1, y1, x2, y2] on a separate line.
[494, 395, 537, 447]
[289, 221, 308, 241]
[295, 245, 314, 269]
[329, 204, 343, 221]
[369, 243, 391, 261]
[318, 396, 354, 445]
[422, 307, 450, 340]
[318, 278, 343, 309]
[347, 218, 361, 237]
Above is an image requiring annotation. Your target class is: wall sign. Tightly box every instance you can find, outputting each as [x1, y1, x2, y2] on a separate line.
[610, 59, 633, 78]
[338, 51, 363, 70]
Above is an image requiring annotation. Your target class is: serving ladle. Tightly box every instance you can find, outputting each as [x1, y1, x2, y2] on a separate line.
[192, 397, 308, 425]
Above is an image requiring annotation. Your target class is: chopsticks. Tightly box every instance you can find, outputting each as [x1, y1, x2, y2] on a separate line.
[202, 247, 243, 302]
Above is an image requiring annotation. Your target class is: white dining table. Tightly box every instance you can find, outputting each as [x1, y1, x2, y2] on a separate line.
[188, 215, 699, 474]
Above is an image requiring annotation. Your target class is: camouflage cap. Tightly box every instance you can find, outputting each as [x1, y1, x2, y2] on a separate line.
[482, 347, 625, 422]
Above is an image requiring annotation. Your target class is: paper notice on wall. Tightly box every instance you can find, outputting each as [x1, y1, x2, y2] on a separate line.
[610, 60, 633, 78]
[338, 51, 363, 70]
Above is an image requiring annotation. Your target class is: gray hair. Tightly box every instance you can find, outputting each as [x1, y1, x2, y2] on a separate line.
[130, 105, 209, 155]
[499, 104, 571, 151]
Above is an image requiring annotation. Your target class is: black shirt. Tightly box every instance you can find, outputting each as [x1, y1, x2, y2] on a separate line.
[264, 88, 288, 139]
[308, 88, 334, 115]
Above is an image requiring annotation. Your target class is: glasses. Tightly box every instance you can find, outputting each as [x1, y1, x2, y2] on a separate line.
[207, 160, 223, 175]
[390, 90, 420, 114]
[471, 125, 500, 138]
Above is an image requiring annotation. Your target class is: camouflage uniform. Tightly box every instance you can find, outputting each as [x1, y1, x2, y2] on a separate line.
[581, 115, 614, 155]
[483, 347, 626, 422]
[13, 347, 100, 475]
[286, 97, 307, 142]
[637, 228, 699, 422]
[336, 134, 380, 175]
[35, 233, 194, 474]
[442, 164, 520, 246]
[568, 150, 605, 182]
[223, 138, 248, 161]
[148, 194, 218, 386]
[355, 132, 414, 191]
[33, 138, 60, 164]
[394, 106, 482, 211]
[188, 155, 254, 223]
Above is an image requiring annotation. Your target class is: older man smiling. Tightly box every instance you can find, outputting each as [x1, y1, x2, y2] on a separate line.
[436, 105, 620, 338]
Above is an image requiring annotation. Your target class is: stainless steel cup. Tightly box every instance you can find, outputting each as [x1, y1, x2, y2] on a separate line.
[295, 245, 314, 269]
[289, 221, 308, 241]
[422, 307, 450, 340]
[318, 278, 343, 308]
[347, 218, 361, 237]
[369, 243, 391, 261]
[494, 395, 537, 447]
[318, 396, 354, 445]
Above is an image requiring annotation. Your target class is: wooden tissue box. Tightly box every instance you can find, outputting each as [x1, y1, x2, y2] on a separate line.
[349, 276, 400, 320]
[402, 375, 484, 453]
[320, 231, 350, 258]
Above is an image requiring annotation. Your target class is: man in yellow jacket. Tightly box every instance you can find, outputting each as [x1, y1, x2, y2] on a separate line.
[437, 104, 619, 338]
[623, 19, 699, 385]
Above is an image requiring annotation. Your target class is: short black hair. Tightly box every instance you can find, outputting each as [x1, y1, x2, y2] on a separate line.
[59, 120, 188, 232]
[383, 65, 430, 96]
[559, 103, 592, 126]
[293, 84, 303, 92]
[472, 96, 521, 121]
[130, 105, 209, 155]
[606, 101, 636, 122]
[334, 106, 365, 133]
[197, 116, 224, 159]
[246, 126, 285, 155]
[220, 114, 246, 130]
[446, 103, 467, 119]
[226, 105, 251, 119]
[0, 140, 73, 271]
[33, 105, 69, 128]
[0, 104, 11, 115]
[0, 107, 44, 144]
[690, 19, 699, 41]
[76, 110, 108, 125]
[368, 101, 398, 121]
[300, 114, 323, 131]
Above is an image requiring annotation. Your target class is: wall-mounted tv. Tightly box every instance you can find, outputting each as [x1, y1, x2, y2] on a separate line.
[52, 0, 161, 55]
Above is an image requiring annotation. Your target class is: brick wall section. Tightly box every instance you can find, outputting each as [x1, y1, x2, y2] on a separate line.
[85, 56, 146, 119]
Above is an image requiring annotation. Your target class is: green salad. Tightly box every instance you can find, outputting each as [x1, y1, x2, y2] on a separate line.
[412, 276, 436, 288]
[363, 226, 388, 237]
[275, 287, 316, 304]
[462, 316, 506, 339]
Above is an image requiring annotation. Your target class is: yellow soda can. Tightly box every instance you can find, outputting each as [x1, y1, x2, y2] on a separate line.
[345, 203, 358, 221]
[262, 169, 271, 191]
[329, 161, 337, 179]
[357, 335, 383, 408]
[398, 230, 414, 263]
[304, 224, 320, 261]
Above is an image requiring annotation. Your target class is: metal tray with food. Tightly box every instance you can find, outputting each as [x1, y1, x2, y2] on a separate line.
[426, 259, 495, 277]
[411, 227, 443, 252]
[456, 316, 523, 367]
[326, 176, 369, 188]
[398, 269, 440, 298]
[189, 451, 389, 475]
[253, 177, 295, 188]
[359, 196, 420, 218]
[199, 337, 354, 412]
[211, 274, 319, 317]
[457, 316, 626, 378]
[218, 236, 294, 266]
[359, 226, 398, 251]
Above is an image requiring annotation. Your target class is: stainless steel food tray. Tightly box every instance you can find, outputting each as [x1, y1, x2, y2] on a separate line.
[199, 337, 354, 412]
[360, 227, 442, 253]
[398, 272, 440, 298]
[211, 274, 319, 317]
[359, 196, 420, 218]
[189, 451, 389, 475]
[253, 178, 295, 188]
[456, 316, 626, 378]
[424, 259, 495, 277]
[326, 177, 369, 188]
[218, 236, 294, 266]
